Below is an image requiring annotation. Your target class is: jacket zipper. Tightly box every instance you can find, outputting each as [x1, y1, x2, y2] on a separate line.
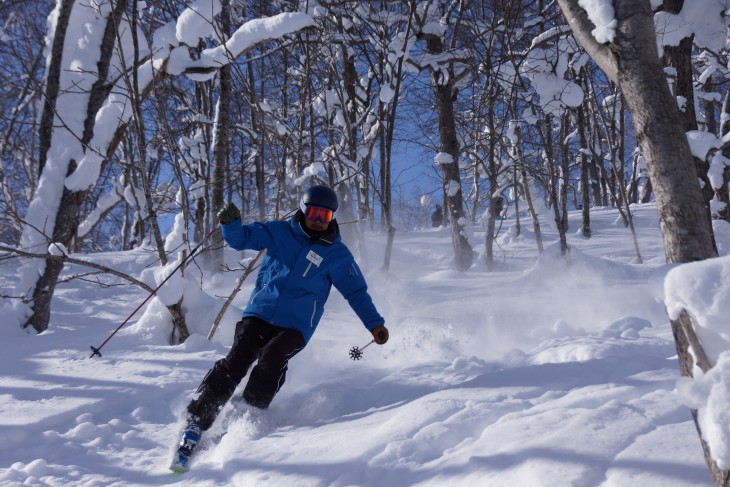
[310, 300, 318, 327]
[303, 262, 313, 277]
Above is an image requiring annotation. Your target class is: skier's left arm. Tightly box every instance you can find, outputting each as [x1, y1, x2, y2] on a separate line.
[331, 257, 388, 344]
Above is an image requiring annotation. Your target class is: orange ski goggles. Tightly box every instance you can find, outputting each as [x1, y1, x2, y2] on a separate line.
[304, 206, 334, 223]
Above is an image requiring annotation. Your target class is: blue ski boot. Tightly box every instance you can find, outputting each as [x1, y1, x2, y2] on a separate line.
[170, 422, 201, 473]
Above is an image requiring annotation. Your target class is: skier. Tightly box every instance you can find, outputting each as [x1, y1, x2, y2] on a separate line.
[431, 204, 443, 228]
[171, 185, 388, 472]
[492, 196, 505, 220]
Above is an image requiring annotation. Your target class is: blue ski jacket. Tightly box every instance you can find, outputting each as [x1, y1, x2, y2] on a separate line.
[221, 215, 385, 343]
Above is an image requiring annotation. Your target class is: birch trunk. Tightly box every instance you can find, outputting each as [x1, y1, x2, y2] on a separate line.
[19, 8, 314, 333]
[558, 0, 715, 262]
[558, 0, 720, 481]
[25, 0, 129, 333]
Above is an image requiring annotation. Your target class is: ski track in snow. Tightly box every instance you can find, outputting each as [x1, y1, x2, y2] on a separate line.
[0, 204, 713, 486]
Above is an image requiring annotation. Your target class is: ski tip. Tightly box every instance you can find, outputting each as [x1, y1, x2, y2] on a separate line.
[169, 465, 188, 474]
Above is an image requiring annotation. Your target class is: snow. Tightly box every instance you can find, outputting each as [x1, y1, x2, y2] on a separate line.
[48, 242, 68, 256]
[446, 180, 460, 197]
[577, 0, 616, 43]
[379, 84, 395, 103]
[653, 0, 730, 54]
[171, 13, 315, 76]
[15, 0, 115, 323]
[0, 203, 719, 486]
[665, 258, 730, 364]
[581, 0, 730, 55]
[294, 161, 325, 185]
[175, 0, 222, 46]
[709, 151, 730, 193]
[522, 41, 584, 117]
[654, 10, 694, 57]
[677, 353, 730, 470]
[666, 252, 730, 470]
[434, 152, 453, 165]
[78, 179, 124, 239]
[17, 7, 314, 329]
[686, 131, 721, 161]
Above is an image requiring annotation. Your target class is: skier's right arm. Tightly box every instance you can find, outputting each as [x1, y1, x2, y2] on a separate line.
[218, 204, 275, 251]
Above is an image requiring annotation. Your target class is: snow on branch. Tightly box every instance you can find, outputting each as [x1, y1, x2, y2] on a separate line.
[65, 11, 314, 193]
[167, 12, 316, 78]
[175, 0, 222, 46]
[576, 0, 616, 43]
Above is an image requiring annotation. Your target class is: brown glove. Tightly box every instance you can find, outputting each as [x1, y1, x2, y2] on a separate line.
[371, 325, 389, 345]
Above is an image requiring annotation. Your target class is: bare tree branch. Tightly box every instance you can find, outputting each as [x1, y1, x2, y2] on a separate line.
[0, 245, 154, 293]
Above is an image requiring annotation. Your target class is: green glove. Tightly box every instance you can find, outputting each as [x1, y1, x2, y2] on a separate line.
[217, 202, 241, 224]
[371, 325, 389, 345]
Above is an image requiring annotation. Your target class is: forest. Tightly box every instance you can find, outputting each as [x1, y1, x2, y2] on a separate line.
[1, 0, 723, 328]
[3, 0, 730, 484]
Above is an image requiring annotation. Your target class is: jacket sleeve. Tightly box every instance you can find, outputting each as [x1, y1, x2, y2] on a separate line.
[220, 219, 276, 251]
[331, 255, 385, 330]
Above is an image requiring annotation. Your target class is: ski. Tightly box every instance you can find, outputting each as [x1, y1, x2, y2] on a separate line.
[169, 422, 201, 473]
[169, 449, 192, 473]
[168, 402, 273, 473]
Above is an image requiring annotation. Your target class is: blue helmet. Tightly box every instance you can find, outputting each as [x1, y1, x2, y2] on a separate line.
[300, 185, 338, 212]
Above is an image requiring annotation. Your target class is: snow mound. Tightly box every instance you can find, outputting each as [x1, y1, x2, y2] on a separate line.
[521, 243, 644, 286]
[529, 316, 673, 364]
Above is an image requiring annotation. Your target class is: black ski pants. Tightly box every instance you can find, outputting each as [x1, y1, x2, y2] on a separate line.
[186, 316, 306, 430]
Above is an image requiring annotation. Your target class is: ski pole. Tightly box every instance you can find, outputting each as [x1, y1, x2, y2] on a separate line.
[349, 340, 375, 360]
[89, 226, 218, 358]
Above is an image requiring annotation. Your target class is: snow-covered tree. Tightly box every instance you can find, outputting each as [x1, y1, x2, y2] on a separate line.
[559, 0, 727, 483]
[13, 0, 314, 333]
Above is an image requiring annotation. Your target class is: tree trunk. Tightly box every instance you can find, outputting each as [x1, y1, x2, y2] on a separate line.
[718, 92, 730, 223]
[17, 7, 315, 334]
[38, 0, 74, 177]
[662, 4, 716, 252]
[543, 113, 569, 255]
[577, 103, 591, 237]
[558, 0, 720, 481]
[558, 114, 570, 252]
[484, 109, 499, 270]
[519, 158, 543, 253]
[210, 0, 232, 271]
[513, 165, 522, 237]
[640, 178, 653, 204]
[379, 100, 392, 235]
[616, 21, 714, 261]
[247, 57, 266, 221]
[22, 0, 74, 332]
[558, 0, 715, 263]
[337, 45, 360, 248]
[24, 0, 130, 333]
[671, 310, 730, 486]
[168, 249, 190, 344]
[425, 35, 473, 271]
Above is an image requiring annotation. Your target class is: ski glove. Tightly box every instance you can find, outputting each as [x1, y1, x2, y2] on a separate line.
[371, 326, 389, 345]
[218, 202, 241, 224]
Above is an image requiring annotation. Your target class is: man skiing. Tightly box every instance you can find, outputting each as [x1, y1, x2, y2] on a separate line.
[170, 185, 388, 472]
